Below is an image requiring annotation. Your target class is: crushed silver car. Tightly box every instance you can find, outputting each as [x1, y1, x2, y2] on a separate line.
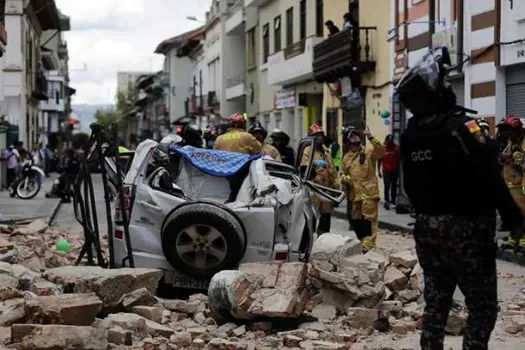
[112, 138, 344, 290]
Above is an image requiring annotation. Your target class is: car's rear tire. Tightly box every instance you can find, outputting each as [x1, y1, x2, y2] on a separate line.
[161, 202, 246, 279]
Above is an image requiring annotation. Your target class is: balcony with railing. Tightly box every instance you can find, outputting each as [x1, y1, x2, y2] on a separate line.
[32, 68, 48, 101]
[40, 75, 64, 112]
[312, 27, 377, 83]
[58, 42, 68, 59]
[225, 0, 244, 36]
[268, 35, 324, 86]
[225, 73, 245, 100]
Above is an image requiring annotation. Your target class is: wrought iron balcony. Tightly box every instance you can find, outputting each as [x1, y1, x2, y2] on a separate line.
[313, 27, 377, 83]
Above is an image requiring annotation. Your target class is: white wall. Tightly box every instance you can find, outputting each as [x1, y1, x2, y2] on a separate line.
[500, 0, 525, 67]
[166, 48, 192, 119]
[205, 21, 222, 98]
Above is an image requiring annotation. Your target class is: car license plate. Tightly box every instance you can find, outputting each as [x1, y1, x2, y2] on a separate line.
[172, 272, 209, 290]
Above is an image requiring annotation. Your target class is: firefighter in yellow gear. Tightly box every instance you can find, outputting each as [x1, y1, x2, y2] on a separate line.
[214, 113, 262, 154]
[341, 125, 385, 251]
[248, 121, 281, 161]
[498, 115, 525, 249]
[301, 124, 339, 234]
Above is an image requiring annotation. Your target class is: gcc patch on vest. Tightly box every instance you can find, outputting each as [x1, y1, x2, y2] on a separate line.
[411, 150, 433, 162]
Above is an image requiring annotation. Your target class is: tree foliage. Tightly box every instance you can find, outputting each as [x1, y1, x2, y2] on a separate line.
[94, 85, 139, 129]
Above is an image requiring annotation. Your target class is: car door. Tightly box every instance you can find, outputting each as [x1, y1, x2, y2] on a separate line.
[295, 137, 346, 205]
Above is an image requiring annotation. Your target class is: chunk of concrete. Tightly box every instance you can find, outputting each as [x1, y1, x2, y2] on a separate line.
[310, 233, 362, 271]
[384, 266, 408, 292]
[42, 266, 162, 311]
[118, 287, 157, 310]
[344, 307, 380, 329]
[208, 263, 308, 321]
[0, 298, 26, 326]
[389, 250, 418, 269]
[131, 305, 162, 323]
[10, 324, 107, 349]
[24, 293, 103, 326]
[104, 312, 174, 338]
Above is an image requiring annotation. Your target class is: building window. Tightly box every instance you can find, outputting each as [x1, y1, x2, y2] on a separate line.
[275, 113, 282, 129]
[274, 16, 281, 52]
[262, 23, 270, 63]
[316, 0, 324, 36]
[247, 28, 256, 68]
[286, 7, 294, 47]
[300, 0, 306, 40]
[263, 114, 270, 129]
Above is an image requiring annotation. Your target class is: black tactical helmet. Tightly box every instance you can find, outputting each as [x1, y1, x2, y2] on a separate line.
[248, 121, 268, 139]
[182, 123, 203, 148]
[395, 46, 456, 116]
[342, 125, 357, 140]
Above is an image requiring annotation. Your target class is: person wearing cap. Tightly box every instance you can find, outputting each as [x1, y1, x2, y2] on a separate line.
[270, 129, 295, 166]
[498, 115, 525, 249]
[340, 125, 384, 251]
[301, 124, 338, 234]
[248, 121, 281, 161]
[214, 113, 262, 154]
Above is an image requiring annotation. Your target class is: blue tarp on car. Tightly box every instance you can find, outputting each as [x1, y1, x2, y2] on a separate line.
[168, 145, 262, 177]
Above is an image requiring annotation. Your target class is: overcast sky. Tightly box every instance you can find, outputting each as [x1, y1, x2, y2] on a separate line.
[55, 0, 210, 105]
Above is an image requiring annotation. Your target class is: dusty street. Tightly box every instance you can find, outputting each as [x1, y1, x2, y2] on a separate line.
[47, 180, 525, 349]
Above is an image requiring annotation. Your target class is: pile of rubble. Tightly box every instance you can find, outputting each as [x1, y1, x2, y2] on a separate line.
[208, 233, 469, 340]
[0, 219, 108, 270]
[0, 220, 488, 349]
[502, 287, 525, 335]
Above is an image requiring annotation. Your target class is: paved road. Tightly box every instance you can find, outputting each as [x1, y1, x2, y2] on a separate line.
[0, 174, 60, 222]
[53, 174, 110, 234]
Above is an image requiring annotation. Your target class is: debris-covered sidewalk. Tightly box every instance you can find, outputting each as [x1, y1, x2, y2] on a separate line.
[0, 219, 524, 349]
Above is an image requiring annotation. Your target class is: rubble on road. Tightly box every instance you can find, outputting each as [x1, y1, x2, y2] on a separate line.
[0, 221, 486, 349]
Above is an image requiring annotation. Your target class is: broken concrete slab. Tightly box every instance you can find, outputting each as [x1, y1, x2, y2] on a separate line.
[24, 293, 103, 326]
[118, 287, 157, 310]
[0, 298, 25, 326]
[12, 219, 48, 235]
[104, 312, 174, 338]
[344, 307, 380, 329]
[310, 233, 362, 272]
[208, 263, 308, 321]
[10, 324, 107, 349]
[42, 266, 163, 310]
[383, 266, 408, 292]
[0, 274, 21, 301]
[131, 305, 163, 323]
[410, 263, 424, 292]
[389, 250, 418, 269]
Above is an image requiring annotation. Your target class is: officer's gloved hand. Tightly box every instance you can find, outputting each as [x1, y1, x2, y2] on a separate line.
[513, 151, 523, 166]
[314, 160, 328, 168]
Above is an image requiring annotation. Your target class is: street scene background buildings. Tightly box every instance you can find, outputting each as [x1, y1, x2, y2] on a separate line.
[0, 0, 75, 149]
[109, 0, 525, 152]
[2, 0, 525, 155]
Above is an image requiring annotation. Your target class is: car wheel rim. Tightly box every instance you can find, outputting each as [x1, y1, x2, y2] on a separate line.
[175, 225, 228, 269]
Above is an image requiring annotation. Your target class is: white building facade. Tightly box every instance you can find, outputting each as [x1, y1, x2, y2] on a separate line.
[251, 0, 324, 147]
[3, 0, 62, 147]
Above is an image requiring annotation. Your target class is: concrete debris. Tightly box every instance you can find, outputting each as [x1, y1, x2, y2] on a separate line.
[208, 262, 308, 321]
[2, 222, 521, 347]
[42, 266, 163, 311]
[10, 324, 108, 349]
[24, 292, 103, 325]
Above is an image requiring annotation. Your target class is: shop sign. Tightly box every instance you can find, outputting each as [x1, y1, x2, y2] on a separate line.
[274, 89, 295, 109]
[432, 26, 458, 66]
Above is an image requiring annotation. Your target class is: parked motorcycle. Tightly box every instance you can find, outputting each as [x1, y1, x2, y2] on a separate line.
[9, 158, 45, 199]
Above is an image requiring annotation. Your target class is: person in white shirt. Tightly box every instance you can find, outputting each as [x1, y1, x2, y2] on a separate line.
[343, 13, 353, 29]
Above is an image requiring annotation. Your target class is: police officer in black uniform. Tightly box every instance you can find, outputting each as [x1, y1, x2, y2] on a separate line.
[397, 46, 525, 350]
